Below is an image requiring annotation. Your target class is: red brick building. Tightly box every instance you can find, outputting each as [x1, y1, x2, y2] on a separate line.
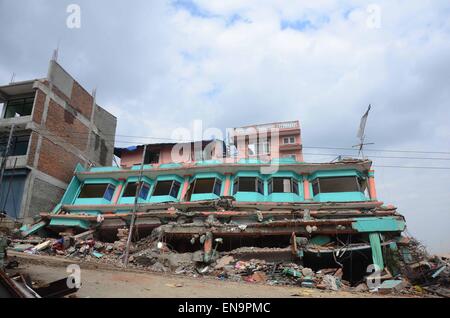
[0, 59, 117, 223]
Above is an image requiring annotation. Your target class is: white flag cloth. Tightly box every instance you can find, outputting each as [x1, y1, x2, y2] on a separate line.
[357, 105, 371, 139]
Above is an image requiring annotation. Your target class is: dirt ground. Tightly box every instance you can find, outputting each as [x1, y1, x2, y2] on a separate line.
[6, 251, 414, 298]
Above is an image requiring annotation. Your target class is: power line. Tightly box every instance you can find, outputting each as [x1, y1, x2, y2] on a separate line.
[24, 127, 450, 156]
[302, 152, 450, 161]
[373, 165, 450, 170]
[303, 146, 450, 155]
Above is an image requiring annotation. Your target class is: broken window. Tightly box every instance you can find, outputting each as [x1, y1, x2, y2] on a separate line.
[233, 177, 264, 195]
[153, 180, 181, 198]
[4, 97, 34, 118]
[311, 176, 363, 196]
[192, 178, 222, 196]
[78, 183, 116, 201]
[268, 177, 299, 194]
[0, 135, 30, 156]
[122, 182, 151, 199]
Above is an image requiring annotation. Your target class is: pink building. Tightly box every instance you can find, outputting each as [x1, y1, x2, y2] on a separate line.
[230, 120, 303, 161]
[115, 140, 225, 168]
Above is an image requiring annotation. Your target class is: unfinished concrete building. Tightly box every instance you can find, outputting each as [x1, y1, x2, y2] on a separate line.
[0, 59, 117, 224]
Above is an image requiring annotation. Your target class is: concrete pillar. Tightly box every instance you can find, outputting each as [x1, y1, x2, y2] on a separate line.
[369, 232, 384, 271]
[368, 170, 377, 201]
[112, 179, 125, 204]
[303, 175, 311, 200]
[179, 175, 191, 201]
[203, 232, 213, 263]
[223, 173, 232, 196]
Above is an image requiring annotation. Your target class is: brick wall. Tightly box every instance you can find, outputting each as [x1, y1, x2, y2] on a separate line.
[37, 137, 85, 183]
[70, 81, 93, 119]
[45, 99, 89, 152]
[32, 89, 46, 124]
[50, 81, 93, 121]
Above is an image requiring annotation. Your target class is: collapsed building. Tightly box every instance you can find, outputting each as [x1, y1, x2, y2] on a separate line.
[18, 120, 413, 286]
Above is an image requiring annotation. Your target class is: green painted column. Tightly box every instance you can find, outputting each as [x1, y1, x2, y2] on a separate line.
[369, 232, 384, 271]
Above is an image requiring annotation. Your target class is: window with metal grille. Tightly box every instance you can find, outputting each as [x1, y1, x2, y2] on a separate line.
[4, 97, 34, 118]
[0, 135, 30, 156]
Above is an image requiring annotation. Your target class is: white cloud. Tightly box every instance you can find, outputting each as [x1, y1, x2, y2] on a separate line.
[1, 0, 449, 252]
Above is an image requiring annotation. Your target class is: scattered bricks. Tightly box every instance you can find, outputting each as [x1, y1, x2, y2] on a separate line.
[354, 283, 369, 292]
[214, 255, 234, 270]
[301, 267, 314, 277]
[322, 274, 340, 291]
[250, 271, 267, 283]
[117, 228, 129, 240]
[334, 268, 343, 279]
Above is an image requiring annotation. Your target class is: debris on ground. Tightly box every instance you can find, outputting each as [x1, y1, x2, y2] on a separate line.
[2, 228, 449, 297]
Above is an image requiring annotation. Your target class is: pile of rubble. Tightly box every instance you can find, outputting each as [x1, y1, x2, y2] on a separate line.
[4, 229, 449, 297]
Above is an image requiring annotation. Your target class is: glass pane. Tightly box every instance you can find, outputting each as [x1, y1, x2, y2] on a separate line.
[312, 179, 320, 196]
[233, 179, 238, 195]
[103, 184, 116, 201]
[257, 178, 264, 194]
[170, 181, 181, 198]
[213, 179, 222, 196]
[139, 183, 150, 199]
[293, 179, 299, 194]
[268, 179, 273, 194]
[283, 178, 291, 192]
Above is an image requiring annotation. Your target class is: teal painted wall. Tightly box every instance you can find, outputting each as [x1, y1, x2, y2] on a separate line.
[313, 192, 367, 202]
[352, 217, 406, 232]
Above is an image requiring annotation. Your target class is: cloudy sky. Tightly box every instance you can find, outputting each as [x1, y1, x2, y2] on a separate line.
[1, 0, 449, 253]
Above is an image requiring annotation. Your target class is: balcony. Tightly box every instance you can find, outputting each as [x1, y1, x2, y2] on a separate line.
[231, 121, 300, 139]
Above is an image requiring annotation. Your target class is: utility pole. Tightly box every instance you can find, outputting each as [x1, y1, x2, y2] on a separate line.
[0, 124, 15, 198]
[123, 144, 147, 266]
